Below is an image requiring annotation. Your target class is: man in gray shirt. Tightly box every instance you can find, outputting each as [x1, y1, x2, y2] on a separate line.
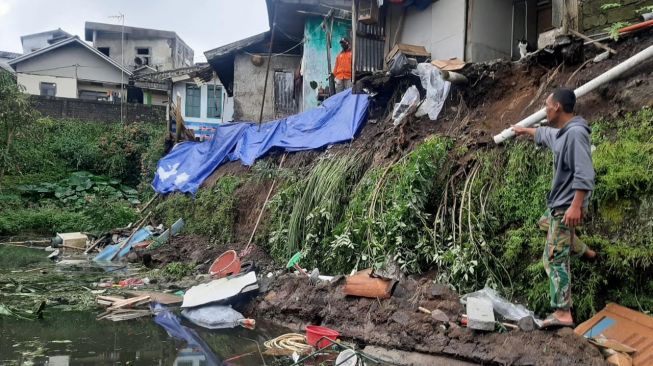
[512, 88, 596, 328]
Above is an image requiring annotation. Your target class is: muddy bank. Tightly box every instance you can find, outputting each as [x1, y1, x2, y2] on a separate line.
[246, 274, 606, 366]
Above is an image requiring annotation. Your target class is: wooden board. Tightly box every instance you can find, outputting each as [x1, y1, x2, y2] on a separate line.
[125, 290, 182, 305]
[575, 303, 653, 365]
[385, 43, 430, 63]
[108, 295, 150, 310]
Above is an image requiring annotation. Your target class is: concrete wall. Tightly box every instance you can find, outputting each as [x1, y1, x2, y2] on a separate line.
[17, 73, 77, 98]
[22, 33, 58, 54]
[386, 0, 467, 61]
[466, 0, 514, 61]
[14, 42, 126, 84]
[302, 17, 351, 112]
[30, 95, 166, 123]
[172, 75, 234, 123]
[581, 0, 652, 34]
[233, 53, 300, 122]
[93, 33, 191, 71]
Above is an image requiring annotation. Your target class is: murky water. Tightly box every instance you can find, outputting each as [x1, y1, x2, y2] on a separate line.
[0, 311, 289, 365]
[0, 246, 291, 365]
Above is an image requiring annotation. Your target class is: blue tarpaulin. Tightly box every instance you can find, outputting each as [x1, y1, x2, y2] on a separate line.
[152, 89, 369, 194]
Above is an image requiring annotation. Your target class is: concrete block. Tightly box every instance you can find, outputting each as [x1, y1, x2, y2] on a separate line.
[518, 316, 537, 332]
[466, 297, 495, 331]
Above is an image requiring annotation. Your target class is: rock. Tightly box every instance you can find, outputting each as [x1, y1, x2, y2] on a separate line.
[393, 283, 408, 298]
[195, 274, 211, 282]
[518, 316, 536, 332]
[466, 297, 495, 331]
[429, 283, 449, 298]
[391, 311, 411, 325]
[431, 309, 450, 323]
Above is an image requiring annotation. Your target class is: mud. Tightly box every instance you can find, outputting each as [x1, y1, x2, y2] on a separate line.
[247, 274, 607, 366]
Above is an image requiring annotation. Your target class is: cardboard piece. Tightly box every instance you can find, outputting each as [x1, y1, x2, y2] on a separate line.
[385, 43, 430, 64]
[575, 303, 653, 365]
[57, 232, 87, 250]
[431, 58, 467, 71]
[606, 352, 633, 366]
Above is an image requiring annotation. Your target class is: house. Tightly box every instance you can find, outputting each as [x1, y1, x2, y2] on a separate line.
[8, 36, 132, 100]
[0, 51, 21, 75]
[204, 0, 383, 121]
[84, 21, 194, 72]
[20, 28, 71, 54]
[204, 32, 302, 121]
[132, 63, 234, 140]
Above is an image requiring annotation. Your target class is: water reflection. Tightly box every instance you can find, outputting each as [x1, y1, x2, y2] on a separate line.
[0, 311, 290, 365]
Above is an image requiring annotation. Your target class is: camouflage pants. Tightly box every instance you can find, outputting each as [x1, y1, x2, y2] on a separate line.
[538, 209, 587, 310]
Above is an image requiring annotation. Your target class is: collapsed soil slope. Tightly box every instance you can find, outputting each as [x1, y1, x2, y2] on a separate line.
[247, 274, 606, 366]
[151, 30, 653, 365]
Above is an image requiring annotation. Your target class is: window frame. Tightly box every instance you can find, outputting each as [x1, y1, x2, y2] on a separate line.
[206, 84, 222, 119]
[185, 84, 201, 118]
[39, 82, 56, 97]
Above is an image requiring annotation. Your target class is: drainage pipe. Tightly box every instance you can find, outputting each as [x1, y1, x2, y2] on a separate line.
[494, 44, 653, 144]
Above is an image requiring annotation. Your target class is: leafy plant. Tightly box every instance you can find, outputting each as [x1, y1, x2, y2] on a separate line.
[17, 171, 140, 209]
[606, 21, 631, 41]
[636, 5, 653, 14]
[162, 262, 196, 280]
[600, 3, 622, 11]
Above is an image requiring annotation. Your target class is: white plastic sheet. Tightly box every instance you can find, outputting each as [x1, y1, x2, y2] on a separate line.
[461, 287, 537, 323]
[391, 85, 420, 127]
[413, 63, 451, 121]
[181, 305, 245, 329]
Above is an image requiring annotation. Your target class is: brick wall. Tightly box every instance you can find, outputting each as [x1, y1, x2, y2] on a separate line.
[581, 0, 651, 34]
[30, 95, 166, 123]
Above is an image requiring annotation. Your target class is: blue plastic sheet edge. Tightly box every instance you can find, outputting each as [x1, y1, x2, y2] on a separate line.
[152, 89, 369, 195]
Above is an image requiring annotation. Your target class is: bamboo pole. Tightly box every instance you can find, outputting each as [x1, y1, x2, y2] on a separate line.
[258, 4, 278, 128]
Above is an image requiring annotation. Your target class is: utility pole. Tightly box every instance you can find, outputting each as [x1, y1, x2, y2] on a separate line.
[109, 13, 125, 123]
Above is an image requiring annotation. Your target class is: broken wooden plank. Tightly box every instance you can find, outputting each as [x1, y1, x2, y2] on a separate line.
[107, 295, 150, 310]
[570, 29, 617, 55]
[125, 290, 182, 305]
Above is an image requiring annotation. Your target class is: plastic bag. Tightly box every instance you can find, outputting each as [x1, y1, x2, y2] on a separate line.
[413, 63, 451, 121]
[460, 287, 536, 322]
[388, 53, 409, 76]
[181, 305, 246, 329]
[391, 85, 420, 126]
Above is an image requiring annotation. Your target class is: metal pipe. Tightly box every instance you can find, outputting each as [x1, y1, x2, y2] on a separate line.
[494, 44, 653, 144]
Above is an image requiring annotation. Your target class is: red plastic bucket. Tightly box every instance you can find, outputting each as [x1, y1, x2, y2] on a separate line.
[305, 325, 339, 348]
[209, 250, 241, 278]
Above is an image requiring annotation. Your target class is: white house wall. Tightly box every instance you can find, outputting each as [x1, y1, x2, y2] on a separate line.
[387, 0, 467, 61]
[17, 73, 77, 98]
[172, 76, 233, 123]
[466, 0, 513, 61]
[13, 42, 127, 84]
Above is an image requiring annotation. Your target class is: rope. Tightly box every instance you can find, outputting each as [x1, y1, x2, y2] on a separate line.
[264, 333, 312, 353]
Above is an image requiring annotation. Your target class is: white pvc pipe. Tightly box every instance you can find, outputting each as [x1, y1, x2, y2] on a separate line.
[494, 44, 653, 144]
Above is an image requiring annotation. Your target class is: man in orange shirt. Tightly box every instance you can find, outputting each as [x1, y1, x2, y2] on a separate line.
[333, 38, 352, 93]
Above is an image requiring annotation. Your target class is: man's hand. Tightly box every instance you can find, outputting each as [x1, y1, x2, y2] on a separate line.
[563, 205, 583, 227]
[512, 126, 536, 137]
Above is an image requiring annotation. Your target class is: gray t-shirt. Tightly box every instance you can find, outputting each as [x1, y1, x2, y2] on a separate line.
[535, 116, 595, 210]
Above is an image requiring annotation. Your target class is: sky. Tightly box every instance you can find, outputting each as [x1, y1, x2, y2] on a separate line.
[0, 0, 270, 62]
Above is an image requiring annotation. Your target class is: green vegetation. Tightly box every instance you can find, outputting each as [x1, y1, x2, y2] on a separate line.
[260, 109, 653, 320]
[161, 262, 196, 280]
[154, 176, 241, 245]
[0, 74, 165, 236]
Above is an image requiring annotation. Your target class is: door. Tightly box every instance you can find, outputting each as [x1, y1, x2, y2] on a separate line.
[274, 71, 296, 118]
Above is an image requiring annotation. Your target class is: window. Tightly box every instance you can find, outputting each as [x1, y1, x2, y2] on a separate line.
[185, 84, 201, 118]
[39, 82, 56, 97]
[98, 47, 110, 57]
[135, 47, 151, 66]
[79, 90, 108, 101]
[206, 85, 222, 118]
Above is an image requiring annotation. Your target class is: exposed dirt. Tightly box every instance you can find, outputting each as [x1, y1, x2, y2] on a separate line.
[151, 234, 275, 275]
[152, 30, 653, 365]
[247, 274, 607, 366]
